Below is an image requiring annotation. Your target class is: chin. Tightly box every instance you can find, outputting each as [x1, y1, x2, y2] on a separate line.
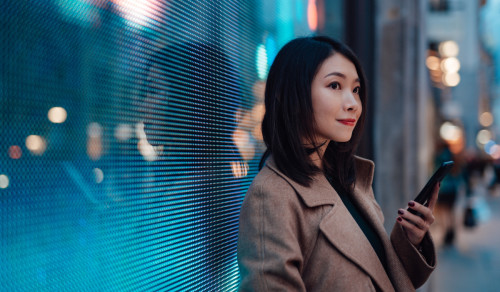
[332, 138, 351, 143]
[333, 134, 353, 143]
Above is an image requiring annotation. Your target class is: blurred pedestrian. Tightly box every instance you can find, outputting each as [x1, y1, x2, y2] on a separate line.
[433, 140, 463, 246]
[237, 36, 438, 292]
[463, 148, 488, 197]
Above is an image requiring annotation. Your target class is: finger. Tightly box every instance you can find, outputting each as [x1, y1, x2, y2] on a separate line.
[398, 208, 428, 229]
[397, 216, 425, 244]
[427, 183, 440, 211]
[408, 200, 435, 224]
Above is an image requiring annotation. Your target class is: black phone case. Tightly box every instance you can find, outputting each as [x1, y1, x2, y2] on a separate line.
[408, 161, 454, 215]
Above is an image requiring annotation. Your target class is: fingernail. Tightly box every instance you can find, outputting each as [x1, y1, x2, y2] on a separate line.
[397, 217, 403, 222]
[408, 201, 415, 207]
[398, 209, 404, 215]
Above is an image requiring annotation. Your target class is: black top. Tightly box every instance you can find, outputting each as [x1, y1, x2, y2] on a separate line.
[327, 176, 388, 272]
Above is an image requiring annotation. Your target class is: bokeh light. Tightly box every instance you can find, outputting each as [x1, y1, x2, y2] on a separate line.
[114, 123, 133, 141]
[136, 122, 158, 161]
[441, 57, 460, 73]
[0, 174, 9, 189]
[477, 129, 493, 145]
[485, 140, 496, 154]
[439, 40, 459, 57]
[87, 123, 103, 161]
[442, 72, 460, 87]
[490, 146, 500, 159]
[87, 122, 102, 138]
[479, 112, 494, 127]
[8, 145, 22, 159]
[93, 168, 104, 184]
[486, 142, 500, 160]
[111, 0, 164, 28]
[48, 107, 68, 123]
[256, 43, 268, 80]
[426, 55, 441, 70]
[307, 0, 318, 31]
[232, 128, 254, 161]
[440, 122, 462, 143]
[25, 135, 47, 155]
[230, 161, 248, 178]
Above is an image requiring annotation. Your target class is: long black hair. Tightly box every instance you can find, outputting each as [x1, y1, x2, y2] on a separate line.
[260, 36, 367, 192]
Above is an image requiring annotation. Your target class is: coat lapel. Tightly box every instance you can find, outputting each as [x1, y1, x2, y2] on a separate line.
[265, 156, 394, 292]
[319, 186, 395, 292]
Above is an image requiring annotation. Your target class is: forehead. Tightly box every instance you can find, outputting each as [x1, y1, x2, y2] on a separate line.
[316, 53, 359, 79]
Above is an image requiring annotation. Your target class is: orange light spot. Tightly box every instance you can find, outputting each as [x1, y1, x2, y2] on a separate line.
[308, 0, 318, 31]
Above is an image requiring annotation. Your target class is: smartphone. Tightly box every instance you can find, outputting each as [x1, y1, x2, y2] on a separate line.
[408, 161, 454, 215]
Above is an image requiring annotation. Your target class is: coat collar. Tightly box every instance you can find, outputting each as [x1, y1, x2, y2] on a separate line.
[265, 155, 395, 292]
[264, 156, 336, 207]
[264, 155, 375, 207]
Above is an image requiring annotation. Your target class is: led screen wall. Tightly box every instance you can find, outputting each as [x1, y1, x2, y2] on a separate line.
[1, 1, 341, 290]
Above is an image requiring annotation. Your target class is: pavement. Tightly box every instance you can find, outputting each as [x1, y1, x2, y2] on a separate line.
[422, 170, 500, 292]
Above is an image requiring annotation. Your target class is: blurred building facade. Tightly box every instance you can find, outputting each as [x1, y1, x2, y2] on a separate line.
[370, 0, 493, 231]
[369, 0, 434, 229]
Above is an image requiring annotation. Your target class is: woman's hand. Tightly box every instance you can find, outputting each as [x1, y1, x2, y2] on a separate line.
[396, 184, 440, 247]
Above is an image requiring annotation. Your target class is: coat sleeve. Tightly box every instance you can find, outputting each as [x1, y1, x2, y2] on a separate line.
[390, 222, 437, 289]
[237, 179, 307, 292]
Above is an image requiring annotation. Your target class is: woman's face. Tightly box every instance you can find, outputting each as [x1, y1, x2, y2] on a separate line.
[310, 53, 362, 144]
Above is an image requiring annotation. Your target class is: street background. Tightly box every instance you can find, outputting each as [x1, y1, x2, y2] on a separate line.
[425, 167, 500, 291]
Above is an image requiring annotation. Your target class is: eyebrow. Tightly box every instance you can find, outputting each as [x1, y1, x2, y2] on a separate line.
[324, 72, 360, 82]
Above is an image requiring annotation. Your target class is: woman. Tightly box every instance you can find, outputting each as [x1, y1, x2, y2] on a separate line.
[237, 36, 438, 292]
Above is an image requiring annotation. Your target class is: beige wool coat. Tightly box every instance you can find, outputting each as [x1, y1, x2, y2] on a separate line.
[237, 156, 436, 292]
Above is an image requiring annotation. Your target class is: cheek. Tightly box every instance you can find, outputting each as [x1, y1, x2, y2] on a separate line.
[314, 104, 333, 122]
[319, 99, 343, 117]
[313, 91, 339, 111]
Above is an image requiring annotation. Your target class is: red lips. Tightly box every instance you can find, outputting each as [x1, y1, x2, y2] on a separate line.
[337, 119, 356, 126]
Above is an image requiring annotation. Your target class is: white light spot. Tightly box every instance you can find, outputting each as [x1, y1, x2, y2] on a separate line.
[136, 122, 158, 161]
[114, 123, 133, 141]
[442, 72, 460, 87]
[112, 0, 163, 28]
[477, 129, 492, 145]
[48, 107, 67, 123]
[439, 41, 459, 57]
[439, 122, 462, 143]
[26, 135, 47, 155]
[93, 168, 104, 184]
[0, 174, 9, 189]
[87, 122, 103, 138]
[441, 57, 460, 73]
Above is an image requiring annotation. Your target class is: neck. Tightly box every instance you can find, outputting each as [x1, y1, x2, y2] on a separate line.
[309, 140, 330, 169]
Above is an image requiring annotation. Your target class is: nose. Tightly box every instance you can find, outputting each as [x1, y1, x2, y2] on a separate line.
[343, 92, 360, 112]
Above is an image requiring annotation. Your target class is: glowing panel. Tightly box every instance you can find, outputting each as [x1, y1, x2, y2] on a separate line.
[1, 0, 317, 290]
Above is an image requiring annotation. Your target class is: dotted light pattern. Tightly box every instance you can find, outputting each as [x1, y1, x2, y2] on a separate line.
[1, 1, 313, 291]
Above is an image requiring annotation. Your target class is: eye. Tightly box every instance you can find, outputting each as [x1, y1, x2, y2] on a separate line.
[328, 82, 341, 90]
[353, 86, 361, 94]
